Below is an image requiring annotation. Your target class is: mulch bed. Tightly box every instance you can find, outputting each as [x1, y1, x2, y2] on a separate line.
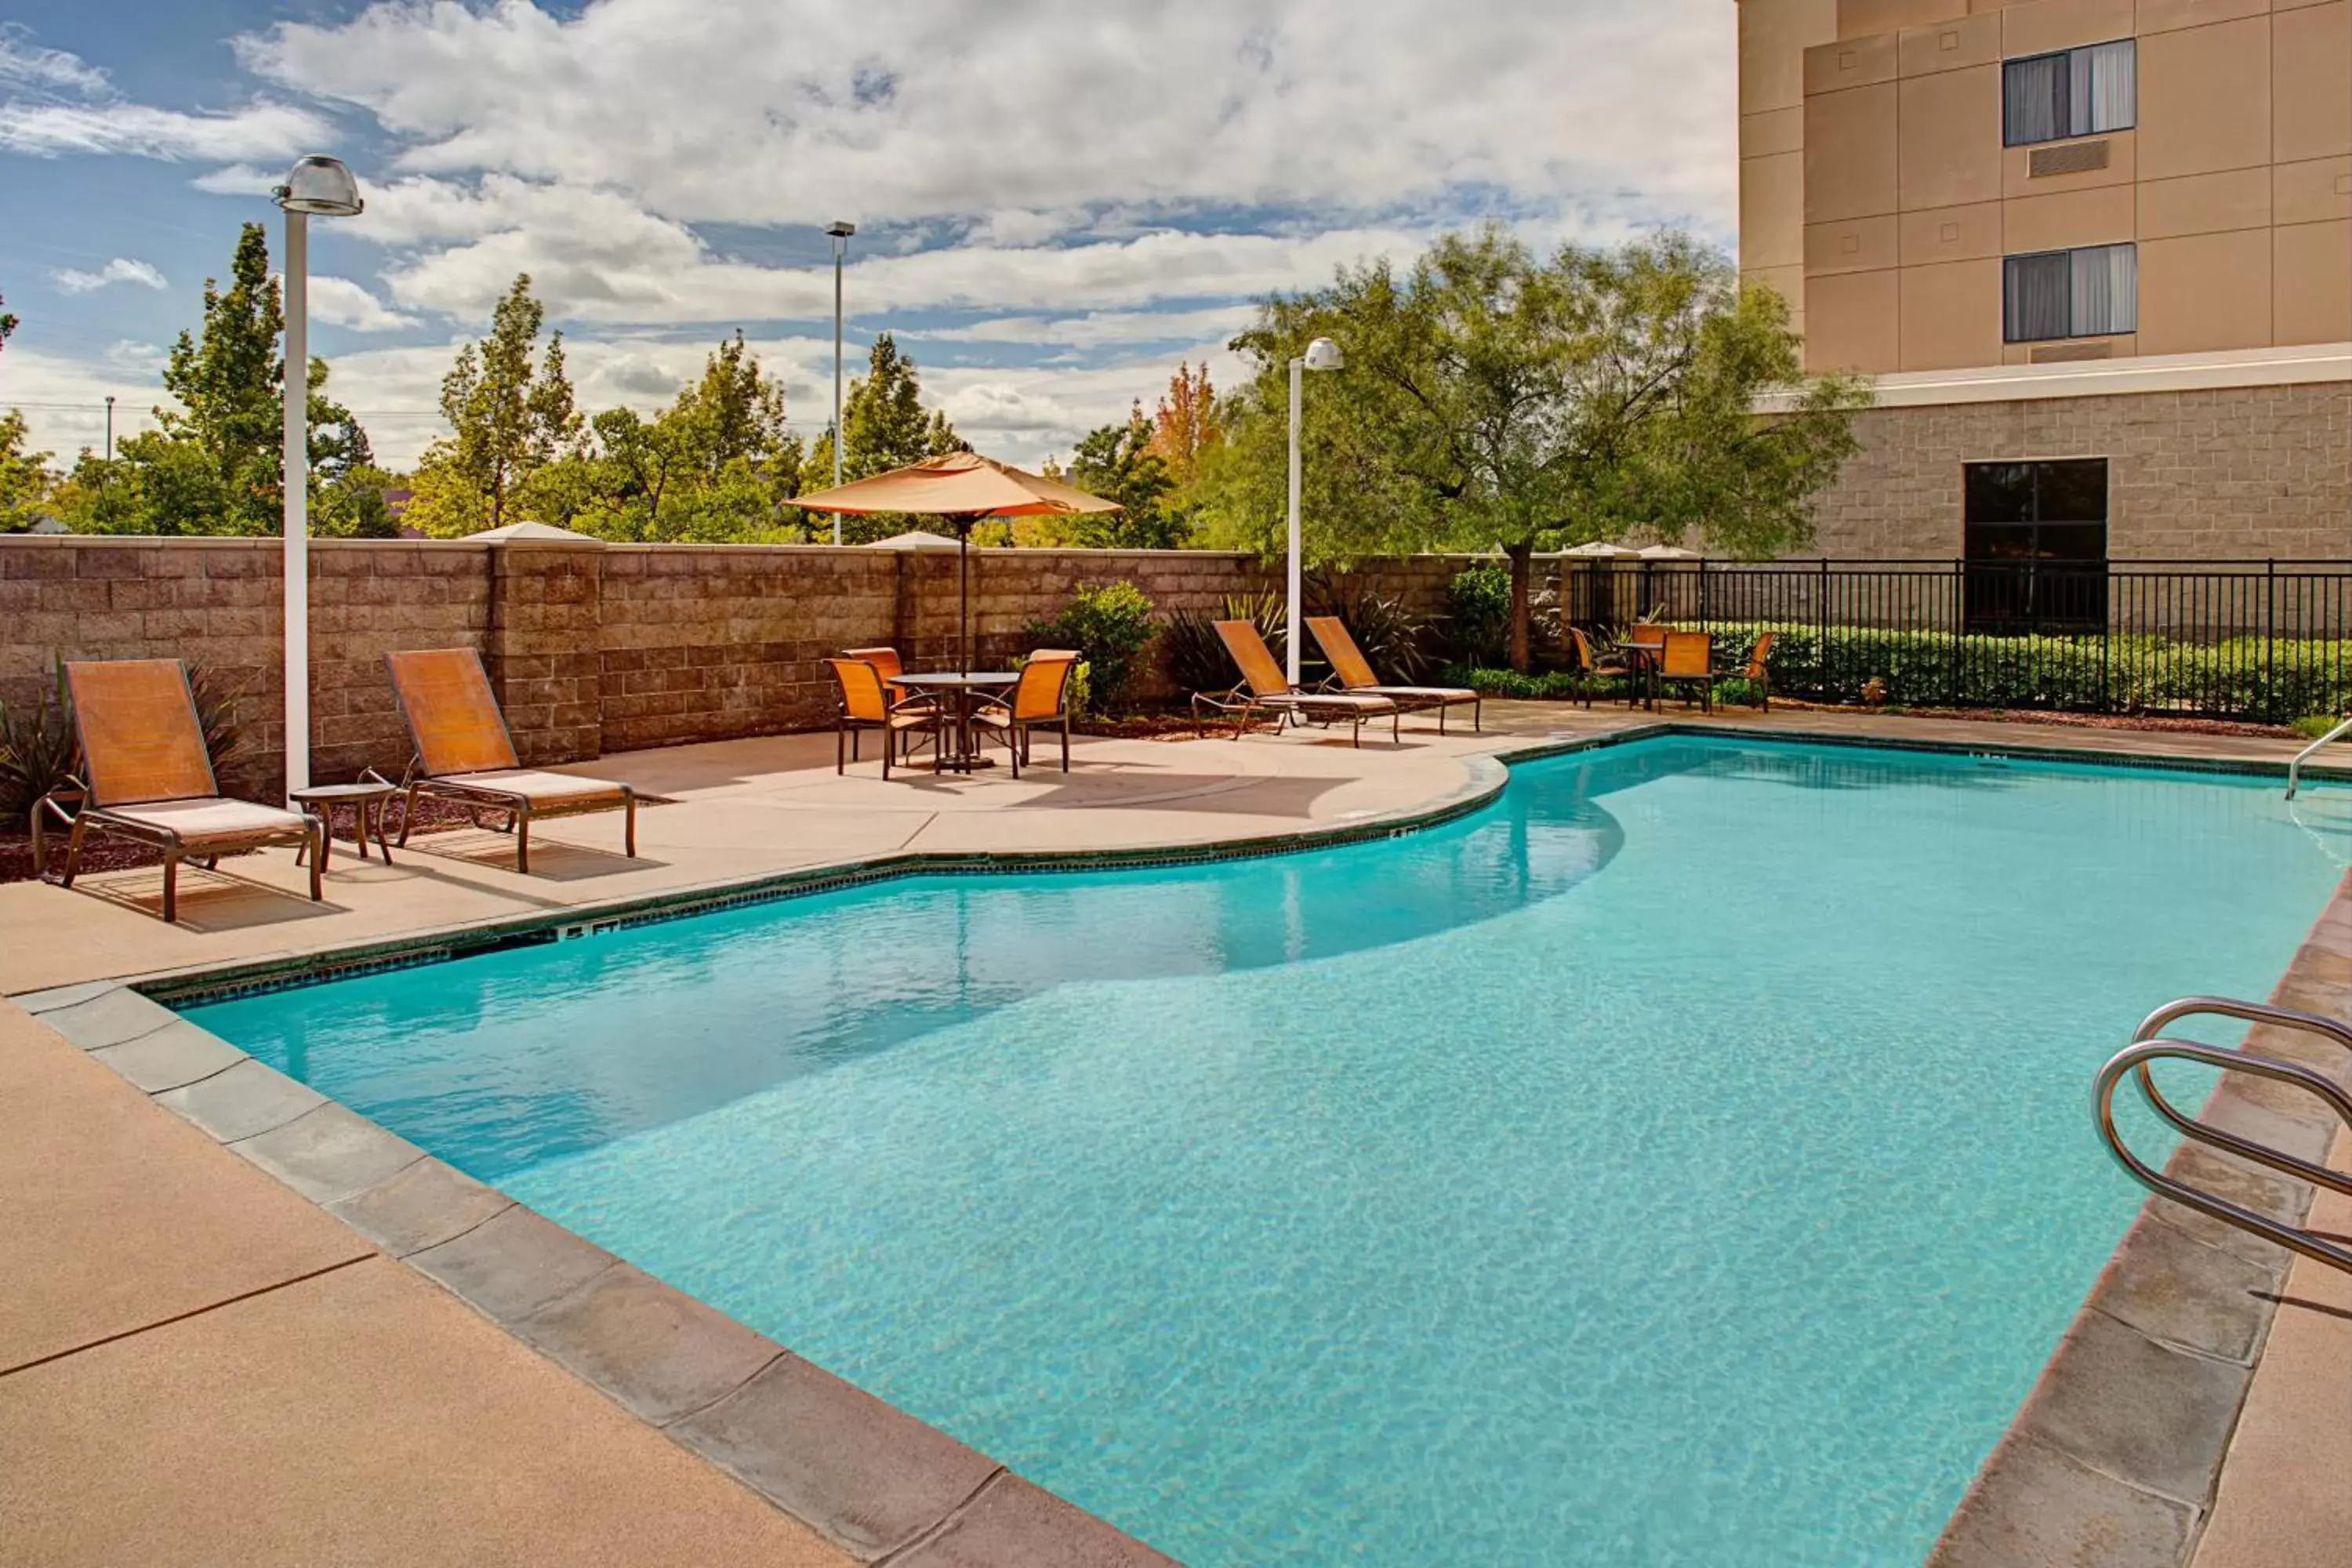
[1075, 713, 1251, 742]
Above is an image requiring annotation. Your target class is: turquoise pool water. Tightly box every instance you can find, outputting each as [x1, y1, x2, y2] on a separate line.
[186, 738, 2352, 1564]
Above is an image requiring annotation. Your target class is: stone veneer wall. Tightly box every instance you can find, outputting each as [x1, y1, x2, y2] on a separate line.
[1804, 380, 2352, 560]
[0, 537, 1468, 801]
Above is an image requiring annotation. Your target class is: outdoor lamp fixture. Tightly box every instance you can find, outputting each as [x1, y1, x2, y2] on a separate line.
[1286, 336, 1345, 685]
[273, 154, 364, 801]
[826, 220, 857, 546]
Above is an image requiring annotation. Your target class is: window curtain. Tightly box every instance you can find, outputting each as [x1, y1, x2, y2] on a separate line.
[2069, 244, 2137, 336]
[2005, 252, 2071, 341]
[2004, 53, 2067, 145]
[2071, 41, 2136, 136]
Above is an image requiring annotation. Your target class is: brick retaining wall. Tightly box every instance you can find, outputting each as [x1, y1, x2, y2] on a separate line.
[0, 537, 1473, 802]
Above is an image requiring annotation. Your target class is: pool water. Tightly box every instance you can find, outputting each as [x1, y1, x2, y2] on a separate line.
[186, 738, 2352, 1565]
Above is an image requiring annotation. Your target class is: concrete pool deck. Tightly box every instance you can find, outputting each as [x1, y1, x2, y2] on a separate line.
[4, 703, 2350, 1563]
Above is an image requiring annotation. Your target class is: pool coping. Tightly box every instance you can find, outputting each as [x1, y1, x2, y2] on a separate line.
[13, 721, 2352, 1562]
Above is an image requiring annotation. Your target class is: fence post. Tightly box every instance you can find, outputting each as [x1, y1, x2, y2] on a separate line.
[1817, 557, 1830, 702]
[1949, 560, 1964, 709]
[2265, 558, 2278, 724]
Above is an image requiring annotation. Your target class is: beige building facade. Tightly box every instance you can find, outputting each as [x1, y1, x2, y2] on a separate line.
[1740, 0, 2351, 561]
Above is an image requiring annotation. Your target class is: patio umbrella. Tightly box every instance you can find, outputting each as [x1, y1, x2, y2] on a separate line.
[1561, 541, 1642, 558]
[1636, 543, 1704, 561]
[862, 529, 965, 550]
[794, 452, 1120, 673]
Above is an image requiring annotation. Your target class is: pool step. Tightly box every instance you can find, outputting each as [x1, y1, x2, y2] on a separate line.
[2096, 995, 2352, 1275]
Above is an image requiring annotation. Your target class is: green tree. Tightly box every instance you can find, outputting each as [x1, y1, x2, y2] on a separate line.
[408, 274, 582, 535]
[1200, 227, 1868, 669]
[0, 289, 16, 352]
[1063, 403, 1184, 548]
[71, 225, 369, 536]
[561, 333, 806, 543]
[0, 410, 55, 529]
[805, 333, 964, 543]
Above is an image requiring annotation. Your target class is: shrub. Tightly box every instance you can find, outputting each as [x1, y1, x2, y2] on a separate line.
[1443, 564, 1512, 669]
[1029, 582, 1156, 716]
[1320, 588, 1428, 683]
[1164, 591, 1290, 696]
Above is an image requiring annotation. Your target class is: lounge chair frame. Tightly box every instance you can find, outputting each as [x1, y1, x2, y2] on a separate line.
[1304, 616, 1480, 733]
[1190, 621, 1400, 748]
[34, 659, 321, 924]
[829, 658, 946, 779]
[384, 650, 637, 874]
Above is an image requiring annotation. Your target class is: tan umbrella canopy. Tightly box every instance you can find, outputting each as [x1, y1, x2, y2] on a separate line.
[794, 453, 1120, 673]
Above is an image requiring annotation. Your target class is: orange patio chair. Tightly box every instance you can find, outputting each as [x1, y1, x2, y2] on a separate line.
[1657, 630, 1717, 713]
[35, 659, 320, 923]
[1565, 627, 1637, 710]
[973, 650, 1079, 777]
[383, 649, 637, 873]
[828, 658, 944, 779]
[1305, 616, 1480, 734]
[1191, 620, 1399, 747]
[1737, 632, 1777, 711]
[840, 644, 938, 760]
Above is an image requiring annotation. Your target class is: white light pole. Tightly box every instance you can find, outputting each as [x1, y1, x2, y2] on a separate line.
[1287, 336, 1344, 687]
[826, 220, 856, 545]
[274, 155, 364, 801]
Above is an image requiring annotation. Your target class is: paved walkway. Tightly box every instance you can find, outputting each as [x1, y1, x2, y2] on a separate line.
[3, 703, 2345, 1564]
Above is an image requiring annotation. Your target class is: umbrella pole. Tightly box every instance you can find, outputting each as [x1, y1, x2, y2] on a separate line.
[959, 524, 971, 675]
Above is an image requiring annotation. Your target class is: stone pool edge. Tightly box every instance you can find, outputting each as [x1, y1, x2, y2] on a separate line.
[1925, 872, 2352, 1568]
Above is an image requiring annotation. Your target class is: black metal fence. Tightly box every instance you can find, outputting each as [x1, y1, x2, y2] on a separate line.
[1566, 558, 2352, 722]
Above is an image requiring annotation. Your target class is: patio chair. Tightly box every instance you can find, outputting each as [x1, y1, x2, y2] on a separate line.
[972, 649, 1079, 777]
[34, 659, 320, 923]
[840, 644, 938, 761]
[1657, 631, 1717, 713]
[383, 649, 637, 873]
[827, 657, 945, 779]
[1736, 632, 1777, 711]
[1192, 620, 1399, 747]
[1565, 627, 1637, 710]
[1305, 616, 1480, 734]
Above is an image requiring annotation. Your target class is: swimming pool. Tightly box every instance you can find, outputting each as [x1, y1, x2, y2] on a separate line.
[184, 737, 2352, 1563]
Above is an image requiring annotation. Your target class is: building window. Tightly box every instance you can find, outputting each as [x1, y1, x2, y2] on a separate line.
[2004, 244, 2136, 342]
[2003, 40, 2136, 146]
[1963, 459, 2108, 633]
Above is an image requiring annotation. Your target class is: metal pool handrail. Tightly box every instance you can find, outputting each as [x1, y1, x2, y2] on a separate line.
[2285, 715, 2352, 798]
[2095, 996, 2352, 1276]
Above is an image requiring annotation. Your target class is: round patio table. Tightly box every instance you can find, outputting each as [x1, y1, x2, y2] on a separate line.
[893, 671, 1020, 773]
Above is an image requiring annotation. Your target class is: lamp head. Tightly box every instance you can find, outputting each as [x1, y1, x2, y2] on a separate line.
[1302, 337, 1345, 372]
[273, 155, 363, 218]
[826, 220, 858, 239]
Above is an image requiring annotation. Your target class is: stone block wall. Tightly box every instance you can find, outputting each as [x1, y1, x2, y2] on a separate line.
[0, 536, 1483, 804]
[1806, 380, 2352, 560]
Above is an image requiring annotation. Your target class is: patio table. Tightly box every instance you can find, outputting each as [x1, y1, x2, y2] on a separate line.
[1616, 635, 1668, 711]
[894, 671, 1020, 773]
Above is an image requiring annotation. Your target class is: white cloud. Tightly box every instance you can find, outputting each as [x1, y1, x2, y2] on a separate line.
[905, 307, 1256, 350]
[53, 257, 167, 294]
[304, 275, 419, 332]
[0, 347, 170, 459]
[190, 162, 282, 196]
[0, 27, 112, 96]
[241, 1, 1734, 229]
[0, 99, 333, 162]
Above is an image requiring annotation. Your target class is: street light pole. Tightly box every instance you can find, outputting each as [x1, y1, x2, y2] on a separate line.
[273, 155, 363, 802]
[1285, 337, 1345, 688]
[103, 395, 114, 462]
[826, 220, 856, 545]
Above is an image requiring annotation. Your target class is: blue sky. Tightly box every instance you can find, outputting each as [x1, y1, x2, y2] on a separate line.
[2, 0, 1736, 470]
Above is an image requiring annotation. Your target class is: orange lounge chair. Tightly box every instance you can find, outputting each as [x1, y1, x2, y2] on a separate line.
[828, 657, 946, 779]
[1192, 620, 1399, 747]
[972, 650, 1079, 776]
[1305, 616, 1480, 733]
[36, 659, 320, 923]
[383, 649, 636, 873]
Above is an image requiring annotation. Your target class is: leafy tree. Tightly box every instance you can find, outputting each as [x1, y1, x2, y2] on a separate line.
[0, 410, 55, 529]
[313, 463, 401, 539]
[804, 332, 967, 544]
[57, 225, 368, 536]
[407, 274, 582, 535]
[1062, 403, 1185, 548]
[0, 289, 16, 352]
[1147, 361, 1221, 489]
[559, 333, 806, 543]
[1200, 227, 1868, 670]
